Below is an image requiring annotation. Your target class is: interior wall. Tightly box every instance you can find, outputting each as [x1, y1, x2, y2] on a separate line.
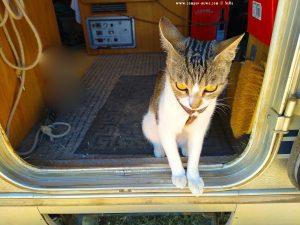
[0, 0, 61, 148]
[246, 35, 269, 64]
[79, 0, 190, 54]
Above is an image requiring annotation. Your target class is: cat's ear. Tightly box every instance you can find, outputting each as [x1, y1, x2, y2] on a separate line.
[159, 17, 185, 52]
[214, 34, 245, 62]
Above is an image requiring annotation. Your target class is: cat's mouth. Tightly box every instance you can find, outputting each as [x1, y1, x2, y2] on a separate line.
[178, 98, 209, 112]
[177, 99, 208, 115]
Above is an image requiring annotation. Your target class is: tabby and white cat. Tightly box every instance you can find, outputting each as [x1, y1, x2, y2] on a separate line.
[142, 17, 243, 195]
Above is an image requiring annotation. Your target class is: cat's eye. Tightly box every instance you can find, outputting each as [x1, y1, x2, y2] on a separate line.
[205, 85, 218, 92]
[176, 82, 188, 91]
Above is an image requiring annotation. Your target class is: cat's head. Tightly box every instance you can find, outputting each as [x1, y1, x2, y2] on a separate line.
[159, 17, 244, 111]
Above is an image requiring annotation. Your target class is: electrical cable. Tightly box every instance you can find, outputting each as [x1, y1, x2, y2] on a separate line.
[0, 2, 25, 137]
[155, 0, 190, 23]
[101, 0, 221, 27]
[155, 0, 223, 27]
[0, 7, 7, 26]
[0, 0, 71, 156]
[118, 13, 220, 27]
[4, 15, 26, 137]
[2, 0, 24, 20]
[0, 0, 43, 71]
[18, 122, 71, 156]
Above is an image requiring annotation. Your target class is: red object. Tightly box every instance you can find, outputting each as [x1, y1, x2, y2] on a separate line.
[191, 0, 230, 41]
[248, 0, 278, 46]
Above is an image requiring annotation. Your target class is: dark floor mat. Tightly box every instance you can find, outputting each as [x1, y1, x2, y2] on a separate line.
[76, 75, 234, 156]
[17, 53, 166, 160]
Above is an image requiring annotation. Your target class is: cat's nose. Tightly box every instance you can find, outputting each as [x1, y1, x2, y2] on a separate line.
[189, 98, 202, 109]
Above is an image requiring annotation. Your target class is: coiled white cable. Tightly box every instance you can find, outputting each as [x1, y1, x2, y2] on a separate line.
[2, 0, 24, 20]
[18, 122, 72, 156]
[0, 0, 43, 71]
[0, 0, 71, 156]
[0, 1, 26, 137]
[0, 7, 7, 26]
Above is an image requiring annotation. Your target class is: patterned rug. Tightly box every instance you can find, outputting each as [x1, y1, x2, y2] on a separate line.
[18, 53, 166, 160]
[76, 75, 234, 156]
[18, 52, 234, 160]
[77, 75, 154, 155]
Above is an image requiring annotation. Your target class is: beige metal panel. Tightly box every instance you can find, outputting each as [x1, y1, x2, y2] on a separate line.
[1, 189, 299, 207]
[0, 177, 28, 193]
[0, 207, 47, 225]
[228, 203, 300, 225]
[289, 116, 300, 130]
[239, 157, 295, 190]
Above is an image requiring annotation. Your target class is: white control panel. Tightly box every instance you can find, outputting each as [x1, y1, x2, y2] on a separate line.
[87, 16, 136, 49]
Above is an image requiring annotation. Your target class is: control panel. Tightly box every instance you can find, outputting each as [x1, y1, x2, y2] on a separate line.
[86, 16, 136, 49]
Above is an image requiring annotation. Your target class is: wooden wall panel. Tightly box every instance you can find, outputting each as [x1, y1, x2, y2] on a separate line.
[0, 0, 61, 148]
[79, 0, 190, 54]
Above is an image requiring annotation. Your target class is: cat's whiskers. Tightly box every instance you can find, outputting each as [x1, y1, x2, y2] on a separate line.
[215, 106, 229, 115]
[216, 102, 230, 108]
[216, 105, 231, 113]
[216, 100, 231, 106]
[217, 96, 232, 101]
[215, 101, 231, 115]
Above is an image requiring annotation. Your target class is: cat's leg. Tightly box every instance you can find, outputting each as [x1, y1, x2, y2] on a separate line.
[186, 129, 206, 196]
[186, 104, 216, 196]
[142, 111, 165, 157]
[158, 126, 187, 188]
[142, 112, 185, 187]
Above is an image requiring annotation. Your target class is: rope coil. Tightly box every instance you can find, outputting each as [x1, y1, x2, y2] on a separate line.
[18, 122, 71, 156]
[0, 0, 43, 71]
[40, 122, 71, 141]
[0, 0, 71, 156]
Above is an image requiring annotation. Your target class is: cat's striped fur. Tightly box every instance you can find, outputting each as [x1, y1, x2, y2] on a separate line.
[142, 17, 244, 196]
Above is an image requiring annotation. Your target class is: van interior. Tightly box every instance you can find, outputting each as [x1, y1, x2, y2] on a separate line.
[0, 0, 274, 168]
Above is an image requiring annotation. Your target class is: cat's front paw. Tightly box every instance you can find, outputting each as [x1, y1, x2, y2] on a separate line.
[172, 173, 187, 189]
[187, 176, 204, 196]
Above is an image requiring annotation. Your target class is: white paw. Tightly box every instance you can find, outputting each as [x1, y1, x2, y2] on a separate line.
[181, 146, 188, 157]
[172, 173, 187, 189]
[188, 176, 204, 196]
[153, 145, 166, 158]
